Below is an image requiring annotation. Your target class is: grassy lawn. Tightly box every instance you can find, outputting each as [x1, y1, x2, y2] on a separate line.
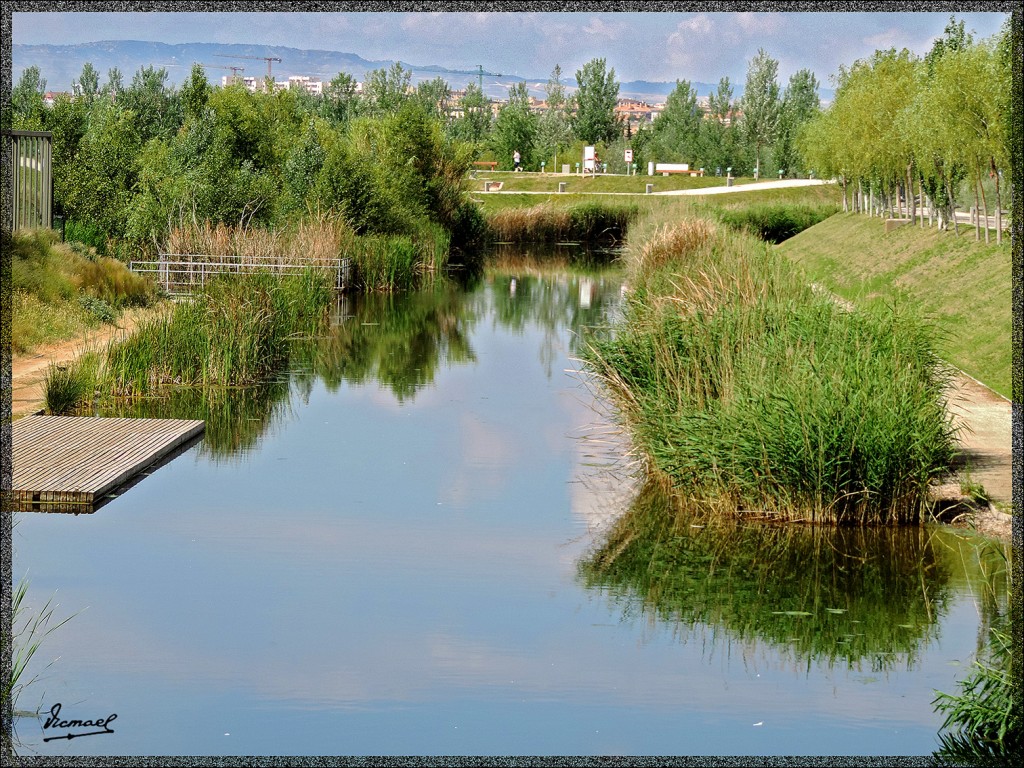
[472, 181, 842, 218]
[778, 213, 1012, 398]
[470, 170, 744, 195]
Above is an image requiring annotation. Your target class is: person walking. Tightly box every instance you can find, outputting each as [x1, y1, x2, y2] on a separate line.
[513, 150, 521, 172]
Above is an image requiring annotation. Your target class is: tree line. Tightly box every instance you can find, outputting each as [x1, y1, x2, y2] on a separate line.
[7, 51, 816, 256]
[6, 16, 1010, 256]
[798, 16, 1012, 243]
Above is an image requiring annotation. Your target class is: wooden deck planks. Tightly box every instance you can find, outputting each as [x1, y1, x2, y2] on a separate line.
[12, 415, 205, 508]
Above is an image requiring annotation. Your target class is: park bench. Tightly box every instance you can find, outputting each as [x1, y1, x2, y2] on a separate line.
[473, 161, 499, 170]
[655, 163, 705, 177]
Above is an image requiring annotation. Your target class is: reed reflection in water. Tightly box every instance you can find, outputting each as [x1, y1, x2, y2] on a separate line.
[579, 478, 1009, 673]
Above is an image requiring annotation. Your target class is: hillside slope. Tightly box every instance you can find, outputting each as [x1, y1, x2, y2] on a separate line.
[778, 213, 1011, 399]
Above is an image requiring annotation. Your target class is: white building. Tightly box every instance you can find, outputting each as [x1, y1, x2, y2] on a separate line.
[276, 76, 324, 96]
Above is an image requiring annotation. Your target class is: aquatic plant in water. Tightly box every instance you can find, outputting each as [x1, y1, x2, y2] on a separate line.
[101, 269, 332, 394]
[583, 218, 957, 524]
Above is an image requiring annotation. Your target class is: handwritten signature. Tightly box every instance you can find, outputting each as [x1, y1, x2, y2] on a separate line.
[43, 703, 117, 742]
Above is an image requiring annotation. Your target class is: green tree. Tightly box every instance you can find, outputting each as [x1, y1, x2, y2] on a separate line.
[62, 101, 142, 241]
[102, 67, 124, 101]
[449, 82, 492, 146]
[282, 118, 329, 216]
[363, 62, 412, 116]
[571, 57, 621, 144]
[180, 64, 211, 125]
[120, 65, 181, 143]
[128, 103, 277, 244]
[10, 66, 47, 130]
[413, 76, 452, 121]
[912, 40, 1007, 241]
[491, 82, 538, 170]
[740, 48, 782, 178]
[73, 62, 100, 105]
[697, 77, 742, 175]
[320, 71, 361, 125]
[535, 65, 572, 170]
[774, 68, 820, 177]
[649, 79, 703, 164]
[45, 93, 88, 216]
[924, 15, 973, 72]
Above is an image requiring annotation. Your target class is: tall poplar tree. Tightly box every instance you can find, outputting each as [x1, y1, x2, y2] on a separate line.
[536, 64, 571, 169]
[571, 57, 621, 144]
[740, 49, 781, 178]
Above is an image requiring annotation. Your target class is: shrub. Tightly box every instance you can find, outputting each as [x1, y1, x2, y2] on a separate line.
[64, 219, 109, 254]
[43, 352, 100, 415]
[715, 202, 839, 243]
[77, 294, 117, 324]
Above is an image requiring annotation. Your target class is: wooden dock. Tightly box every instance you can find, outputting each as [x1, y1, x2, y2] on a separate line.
[11, 415, 205, 512]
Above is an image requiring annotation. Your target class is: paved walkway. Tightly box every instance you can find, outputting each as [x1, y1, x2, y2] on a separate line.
[482, 177, 831, 197]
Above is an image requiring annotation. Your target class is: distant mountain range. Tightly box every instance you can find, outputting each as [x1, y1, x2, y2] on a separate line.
[13, 40, 731, 102]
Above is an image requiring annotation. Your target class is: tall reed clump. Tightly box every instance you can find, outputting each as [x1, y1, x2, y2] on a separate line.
[347, 223, 450, 292]
[485, 201, 638, 244]
[163, 216, 356, 267]
[583, 217, 958, 525]
[42, 352, 101, 415]
[102, 269, 332, 395]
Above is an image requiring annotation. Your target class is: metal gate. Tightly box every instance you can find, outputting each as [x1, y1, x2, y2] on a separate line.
[3, 130, 53, 232]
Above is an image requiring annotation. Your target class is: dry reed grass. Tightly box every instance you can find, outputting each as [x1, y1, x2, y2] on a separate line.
[163, 215, 356, 267]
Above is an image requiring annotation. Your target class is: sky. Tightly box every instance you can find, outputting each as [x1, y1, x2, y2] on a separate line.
[10, 7, 1012, 88]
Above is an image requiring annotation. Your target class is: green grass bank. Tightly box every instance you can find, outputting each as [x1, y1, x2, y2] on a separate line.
[777, 213, 1012, 398]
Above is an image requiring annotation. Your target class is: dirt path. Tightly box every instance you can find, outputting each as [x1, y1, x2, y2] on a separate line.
[931, 373, 1014, 540]
[10, 307, 156, 420]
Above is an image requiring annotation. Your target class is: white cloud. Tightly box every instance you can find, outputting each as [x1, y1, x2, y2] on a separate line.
[581, 16, 624, 41]
[734, 11, 785, 37]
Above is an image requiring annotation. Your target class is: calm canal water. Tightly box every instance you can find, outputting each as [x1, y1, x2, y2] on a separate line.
[12, 249, 1009, 757]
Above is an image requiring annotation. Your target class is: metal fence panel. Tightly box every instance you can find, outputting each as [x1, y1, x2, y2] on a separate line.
[4, 130, 53, 232]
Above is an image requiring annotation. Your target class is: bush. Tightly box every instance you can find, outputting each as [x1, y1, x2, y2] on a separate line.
[65, 219, 109, 254]
[715, 202, 839, 243]
[75, 257, 157, 308]
[77, 294, 117, 324]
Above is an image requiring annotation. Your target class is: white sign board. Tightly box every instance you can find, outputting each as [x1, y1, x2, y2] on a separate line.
[583, 145, 596, 172]
[624, 149, 633, 162]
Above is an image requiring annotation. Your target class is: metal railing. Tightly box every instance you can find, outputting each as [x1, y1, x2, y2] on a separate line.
[3, 130, 53, 232]
[130, 253, 351, 297]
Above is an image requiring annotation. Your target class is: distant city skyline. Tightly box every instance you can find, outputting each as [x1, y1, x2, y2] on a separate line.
[11, 7, 1011, 89]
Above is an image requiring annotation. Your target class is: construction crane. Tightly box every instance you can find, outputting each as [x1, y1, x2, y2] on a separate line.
[475, 64, 502, 92]
[215, 54, 282, 84]
[197, 63, 245, 85]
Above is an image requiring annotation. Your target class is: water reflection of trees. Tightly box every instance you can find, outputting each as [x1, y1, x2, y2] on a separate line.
[102, 379, 295, 462]
[305, 287, 479, 402]
[103, 263, 624, 459]
[484, 246, 624, 378]
[577, 479, 1010, 672]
